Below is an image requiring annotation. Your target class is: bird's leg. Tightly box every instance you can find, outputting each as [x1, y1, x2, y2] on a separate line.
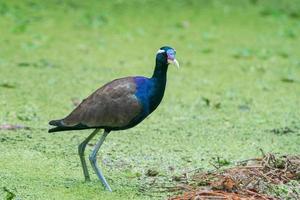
[89, 130, 112, 192]
[78, 128, 100, 181]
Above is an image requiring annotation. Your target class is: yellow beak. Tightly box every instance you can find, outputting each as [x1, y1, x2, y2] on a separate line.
[168, 59, 180, 68]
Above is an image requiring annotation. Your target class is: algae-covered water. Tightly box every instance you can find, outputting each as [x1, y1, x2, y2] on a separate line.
[0, 0, 300, 199]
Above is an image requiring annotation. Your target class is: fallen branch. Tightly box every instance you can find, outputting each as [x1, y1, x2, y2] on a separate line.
[0, 124, 31, 130]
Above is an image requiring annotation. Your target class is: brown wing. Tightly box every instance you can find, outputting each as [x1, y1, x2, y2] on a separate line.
[62, 77, 141, 128]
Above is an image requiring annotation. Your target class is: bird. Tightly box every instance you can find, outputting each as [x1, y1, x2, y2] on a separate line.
[48, 46, 179, 192]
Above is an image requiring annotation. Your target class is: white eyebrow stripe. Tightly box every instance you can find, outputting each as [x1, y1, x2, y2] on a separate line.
[157, 49, 165, 54]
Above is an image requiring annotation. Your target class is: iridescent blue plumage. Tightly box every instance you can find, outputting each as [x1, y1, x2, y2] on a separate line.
[134, 76, 153, 115]
[131, 47, 170, 126]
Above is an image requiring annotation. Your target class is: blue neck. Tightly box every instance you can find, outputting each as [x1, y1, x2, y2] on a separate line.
[152, 60, 168, 80]
[149, 60, 168, 112]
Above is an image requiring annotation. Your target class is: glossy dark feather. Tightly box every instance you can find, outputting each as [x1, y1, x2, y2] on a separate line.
[49, 77, 142, 132]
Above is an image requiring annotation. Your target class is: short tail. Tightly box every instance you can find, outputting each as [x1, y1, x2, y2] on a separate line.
[48, 126, 79, 133]
[48, 119, 67, 133]
[48, 119, 90, 133]
[49, 119, 63, 126]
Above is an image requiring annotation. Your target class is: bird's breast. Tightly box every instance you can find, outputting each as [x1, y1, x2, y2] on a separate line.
[134, 77, 166, 116]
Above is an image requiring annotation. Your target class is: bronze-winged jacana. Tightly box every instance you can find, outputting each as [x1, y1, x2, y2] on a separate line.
[49, 46, 179, 191]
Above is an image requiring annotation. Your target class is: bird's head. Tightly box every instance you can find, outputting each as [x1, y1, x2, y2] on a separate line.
[156, 46, 179, 68]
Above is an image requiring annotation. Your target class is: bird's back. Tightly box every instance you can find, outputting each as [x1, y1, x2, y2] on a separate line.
[49, 77, 143, 132]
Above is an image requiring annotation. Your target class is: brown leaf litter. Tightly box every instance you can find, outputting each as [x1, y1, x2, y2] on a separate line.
[168, 153, 300, 200]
